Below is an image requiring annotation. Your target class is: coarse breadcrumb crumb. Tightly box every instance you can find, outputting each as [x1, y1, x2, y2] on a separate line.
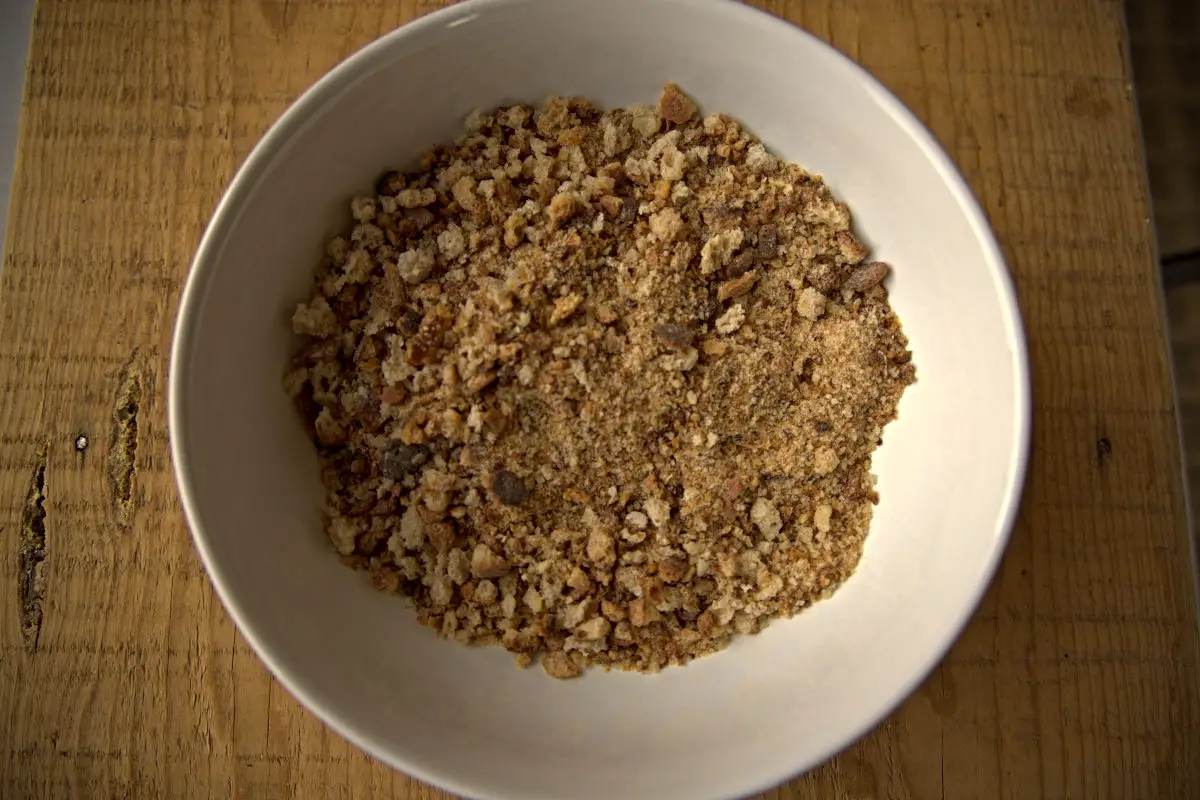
[286, 84, 914, 679]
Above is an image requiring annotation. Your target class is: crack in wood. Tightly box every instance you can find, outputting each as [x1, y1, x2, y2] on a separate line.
[108, 354, 141, 529]
[18, 438, 49, 652]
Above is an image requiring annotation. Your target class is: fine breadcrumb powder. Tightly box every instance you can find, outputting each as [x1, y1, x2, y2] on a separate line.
[285, 83, 915, 678]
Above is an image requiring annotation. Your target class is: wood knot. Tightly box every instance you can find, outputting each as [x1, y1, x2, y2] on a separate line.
[108, 355, 142, 529]
[19, 439, 49, 652]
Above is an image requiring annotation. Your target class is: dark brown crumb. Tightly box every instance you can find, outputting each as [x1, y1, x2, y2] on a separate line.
[490, 470, 528, 506]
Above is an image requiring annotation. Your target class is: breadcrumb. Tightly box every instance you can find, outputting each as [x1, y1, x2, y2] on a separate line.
[286, 84, 914, 679]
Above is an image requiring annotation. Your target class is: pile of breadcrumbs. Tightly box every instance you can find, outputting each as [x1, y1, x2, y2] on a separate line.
[285, 84, 914, 678]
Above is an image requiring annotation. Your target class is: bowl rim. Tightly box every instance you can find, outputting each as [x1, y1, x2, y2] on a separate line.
[168, 0, 1032, 797]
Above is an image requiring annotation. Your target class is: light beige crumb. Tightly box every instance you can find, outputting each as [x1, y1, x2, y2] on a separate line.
[342, 249, 374, 285]
[549, 293, 583, 326]
[700, 228, 744, 275]
[327, 516, 359, 555]
[813, 447, 840, 476]
[350, 195, 377, 222]
[715, 304, 745, 335]
[587, 528, 616, 567]
[750, 498, 783, 540]
[292, 296, 338, 337]
[644, 498, 671, 527]
[796, 286, 827, 320]
[660, 146, 687, 181]
[649, 208, 685, 242]
[326, 236, 350, 264]
[629, 105, 661, 137]
[546, 193, 581, 228]
[542, 651, 582, 680]
[814, 504, 833, 533]
[397, 187, 436, 208]
[395, 245, 435, 285]
[471, 544, 509, 578]
[744, 143, 778, 174]
[437, 224, 466, 259]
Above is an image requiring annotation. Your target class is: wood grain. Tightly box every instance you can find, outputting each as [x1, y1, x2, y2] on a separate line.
[2, 0, 1197, 797]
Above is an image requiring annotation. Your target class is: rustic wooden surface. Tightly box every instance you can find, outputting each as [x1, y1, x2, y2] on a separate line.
[1, 0, 1197, 797]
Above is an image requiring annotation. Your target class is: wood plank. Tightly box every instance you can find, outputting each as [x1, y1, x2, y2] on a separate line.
[1, 0, 1196, 797]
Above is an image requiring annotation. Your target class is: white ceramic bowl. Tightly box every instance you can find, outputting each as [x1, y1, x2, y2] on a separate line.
[169, 1, 1030, 797]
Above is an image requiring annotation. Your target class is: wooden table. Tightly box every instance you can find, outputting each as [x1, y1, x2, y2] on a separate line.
[2, 0, 1197, 797]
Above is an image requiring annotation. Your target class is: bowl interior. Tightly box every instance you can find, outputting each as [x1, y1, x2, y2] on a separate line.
[170, 1, 1028, 798]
